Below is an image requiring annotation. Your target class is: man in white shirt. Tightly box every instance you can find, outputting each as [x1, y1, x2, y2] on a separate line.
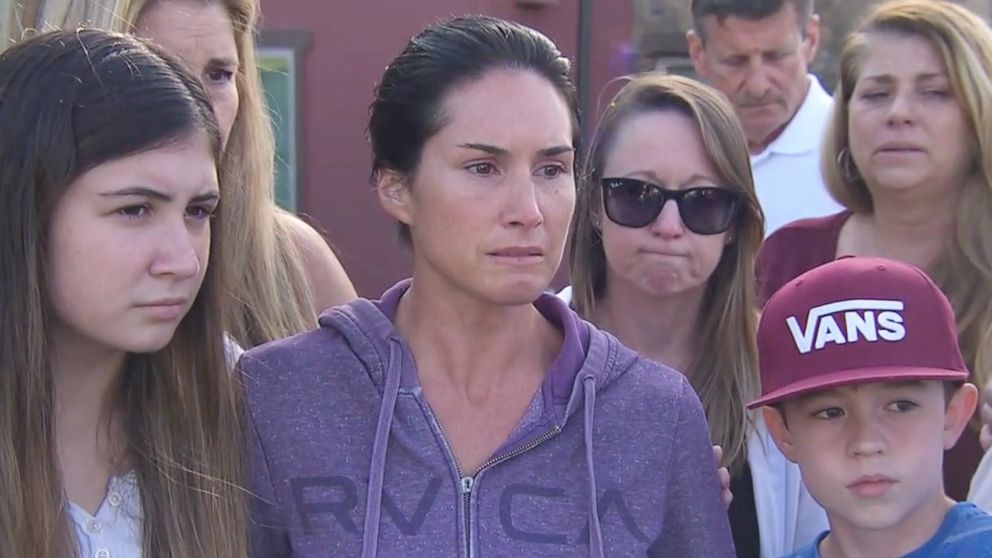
[687, 0, 841, 236]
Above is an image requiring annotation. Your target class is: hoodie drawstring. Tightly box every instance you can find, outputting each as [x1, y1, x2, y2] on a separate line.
[583, 375, 604, 558]
[360, 338, 603, 557]
[361, 338, 403, 558]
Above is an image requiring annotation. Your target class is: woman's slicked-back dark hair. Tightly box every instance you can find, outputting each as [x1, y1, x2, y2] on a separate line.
[367, 15, 580, 243]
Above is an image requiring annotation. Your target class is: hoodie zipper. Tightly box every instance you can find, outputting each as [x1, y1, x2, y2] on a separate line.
[476, 425, 561, 471]
[426, 408, 473, 557]
[460, 476, 474, 557]
[429, 407, 562, 558]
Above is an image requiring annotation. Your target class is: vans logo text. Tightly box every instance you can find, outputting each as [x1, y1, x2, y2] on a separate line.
[786, 299, 906, 354]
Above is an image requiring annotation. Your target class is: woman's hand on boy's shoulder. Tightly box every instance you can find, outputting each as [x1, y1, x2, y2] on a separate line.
[713, 445, 733, 509]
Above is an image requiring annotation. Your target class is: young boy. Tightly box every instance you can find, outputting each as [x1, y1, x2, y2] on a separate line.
[750, 256, 992, 558]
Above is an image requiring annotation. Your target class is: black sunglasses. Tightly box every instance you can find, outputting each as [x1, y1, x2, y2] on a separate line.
[600, 177, 742, 235]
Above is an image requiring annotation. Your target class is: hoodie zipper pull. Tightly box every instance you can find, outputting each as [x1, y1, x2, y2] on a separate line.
[461, 476, 475, 557]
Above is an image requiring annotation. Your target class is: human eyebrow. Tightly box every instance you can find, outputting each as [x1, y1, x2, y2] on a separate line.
[100, 186, 172, 202]
[458, 143, 509, 156]
[720, 53, 749, 65]
[538, 145, 574, 157]
[100, 187, 219, 204]
[625, 172, 720, 188]
[680, 173, 723, 186]
[916, 73, 950, 86]
[762, 48, 789, 58]
[795, 388, 846, 407]
[859, 74, 895, 86]
[458, 143, 573, 160]
[190, 191, 221, 205]
[207, 56, 239, 69]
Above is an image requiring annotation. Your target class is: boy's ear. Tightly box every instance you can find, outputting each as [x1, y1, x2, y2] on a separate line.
[763, 406, 800, 463]
[375, 169, 413, 227]
[944, 382, 979, 450]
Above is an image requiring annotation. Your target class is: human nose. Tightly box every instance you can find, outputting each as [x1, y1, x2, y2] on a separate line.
[846, 412, 887, 458]
[150, 219, 204, 278]
[742, 61, 772, 99]
[886, 90, 915, 126]
[647, 197, 684, 238]
[502, 172, 544, 228]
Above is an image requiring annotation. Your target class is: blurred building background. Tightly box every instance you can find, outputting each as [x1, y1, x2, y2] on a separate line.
[258, 0, 636, 296]
[256, 0, 990, 297]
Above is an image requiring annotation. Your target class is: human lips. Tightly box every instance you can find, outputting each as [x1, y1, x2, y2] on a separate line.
[640, 248, 686, 258]
[135, 297, 190, 320]
[487, 246, 545, 264]
[876, 141, 924, 154]
[847, 474, 897, 498]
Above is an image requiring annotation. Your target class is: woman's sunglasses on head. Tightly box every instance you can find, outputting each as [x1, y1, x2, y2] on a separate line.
[600, 177, 742, 235]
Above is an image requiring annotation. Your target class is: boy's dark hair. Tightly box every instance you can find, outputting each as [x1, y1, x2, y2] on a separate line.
[691, 0, 815, 41]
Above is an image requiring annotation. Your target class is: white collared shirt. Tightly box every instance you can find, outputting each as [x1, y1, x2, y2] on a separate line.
[69, 472, 143, 558]
[751, 75, 843, 237]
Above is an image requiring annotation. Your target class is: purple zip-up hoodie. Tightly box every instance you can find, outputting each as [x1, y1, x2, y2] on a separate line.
[244, 280, 735, 557]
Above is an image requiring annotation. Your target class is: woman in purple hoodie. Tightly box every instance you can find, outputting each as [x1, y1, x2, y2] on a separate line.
[243, 15, 734, 557]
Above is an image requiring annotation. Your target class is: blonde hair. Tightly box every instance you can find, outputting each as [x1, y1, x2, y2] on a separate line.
[823, 0, 992, 390]
[0, 29, 246, 557]
[4, 0, 318, 347]
[568, 74, 765, 473]
[2, 0, 128, 43]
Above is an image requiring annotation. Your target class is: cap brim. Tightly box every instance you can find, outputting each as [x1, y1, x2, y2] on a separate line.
[747, 365, 968, 409]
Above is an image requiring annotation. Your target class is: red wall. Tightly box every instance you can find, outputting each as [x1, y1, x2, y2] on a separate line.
[260, 0, 634, 296]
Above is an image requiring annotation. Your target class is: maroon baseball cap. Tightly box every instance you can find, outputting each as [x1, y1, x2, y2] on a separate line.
[748, 256, 968, 409]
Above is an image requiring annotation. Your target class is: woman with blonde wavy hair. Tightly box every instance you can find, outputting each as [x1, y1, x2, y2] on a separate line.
[565, 74, 826, 557]
[757, 0, 992, 501]
[0, 29, 246, 557]
[4, 0, 358, 347]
